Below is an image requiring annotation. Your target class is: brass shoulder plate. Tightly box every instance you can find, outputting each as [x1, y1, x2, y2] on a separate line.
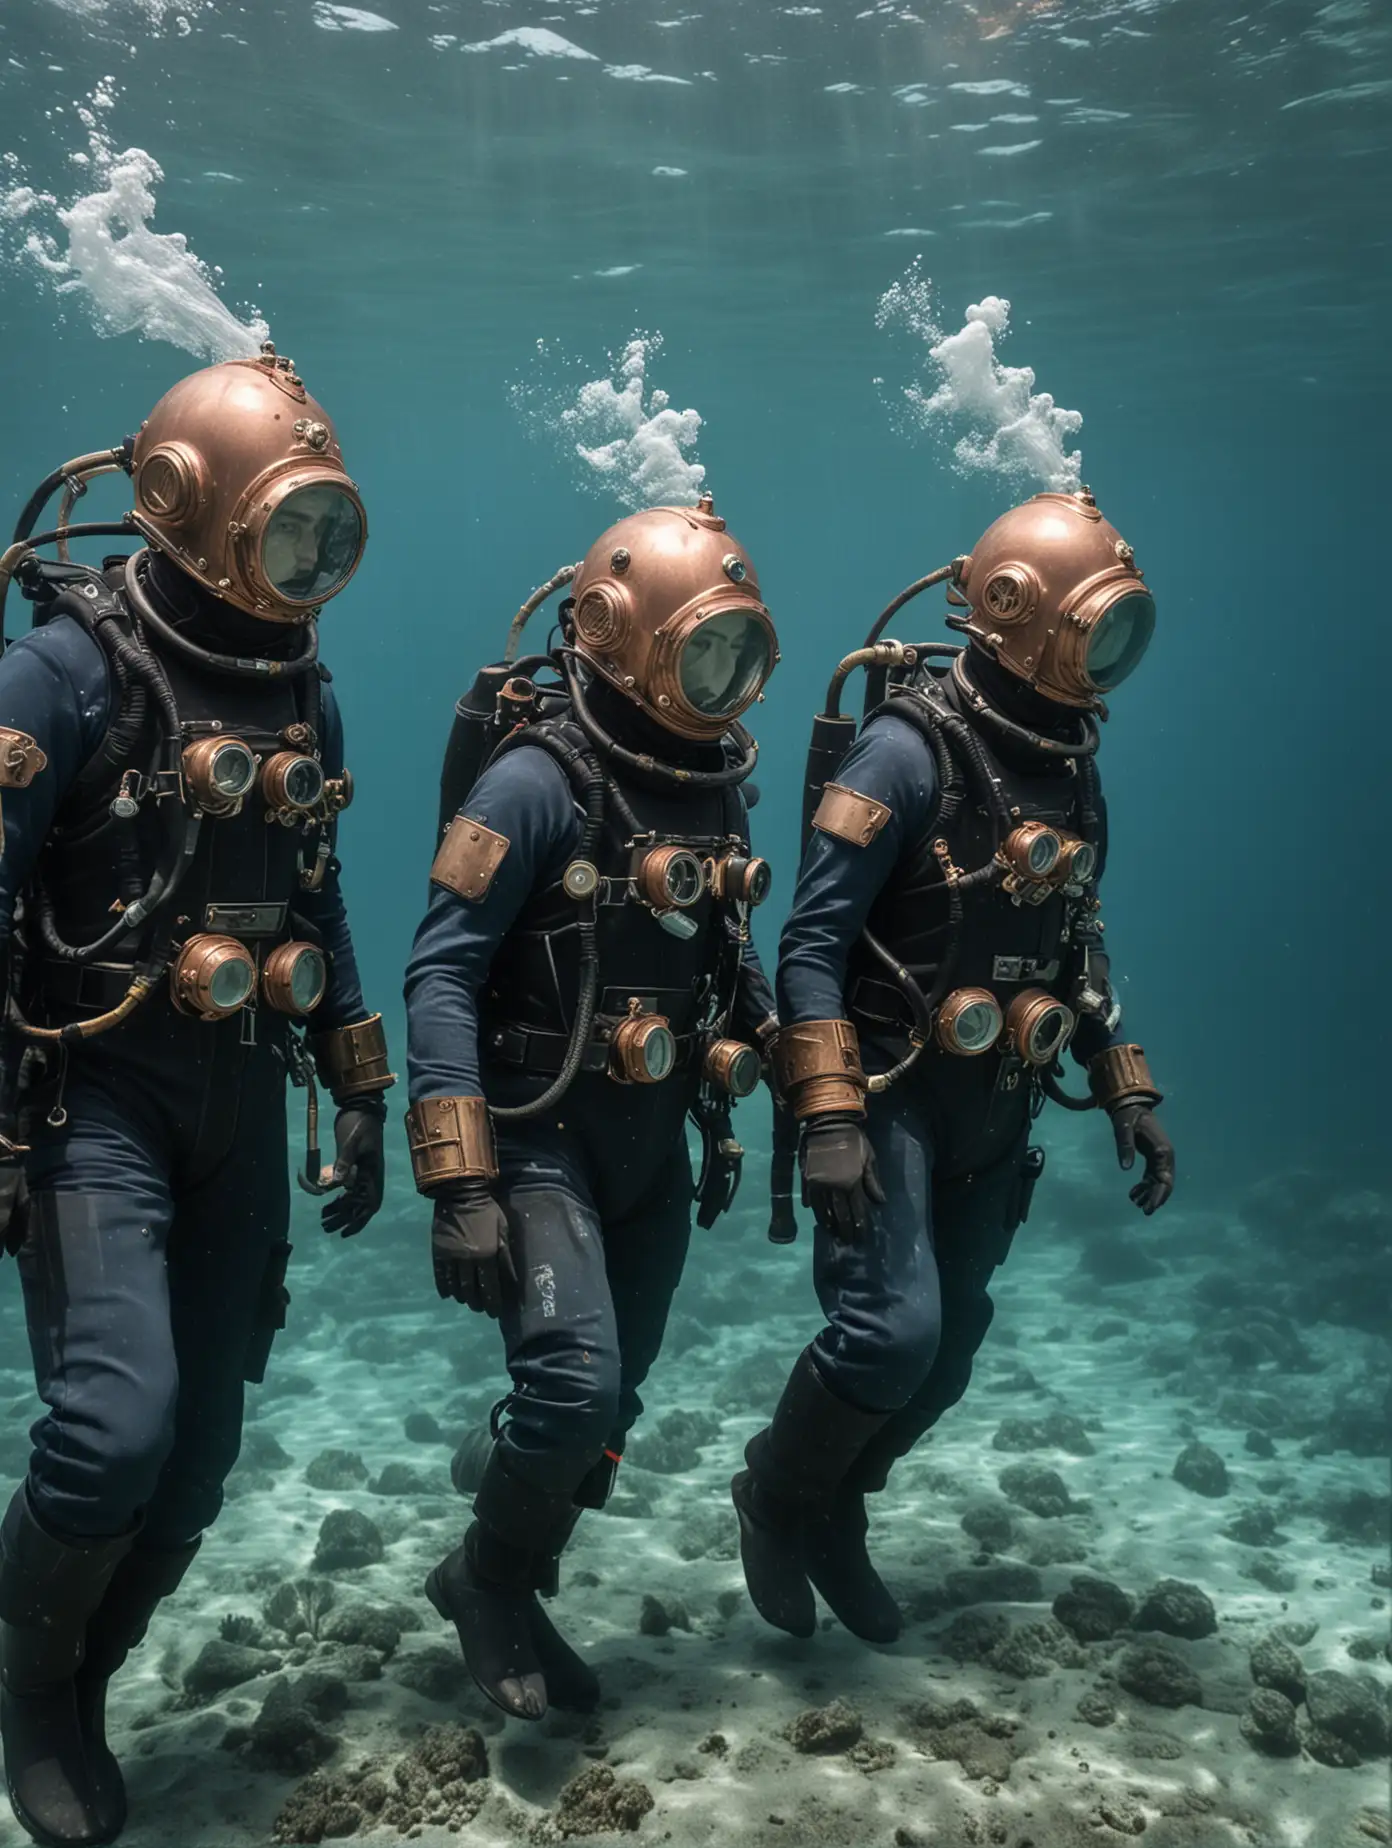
[813, 782, 891, 848]
[0, 729, 47, 789]
[431, 817, 511, 903]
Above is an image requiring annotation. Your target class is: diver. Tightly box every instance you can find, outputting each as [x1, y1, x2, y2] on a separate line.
[404, 495, 779, 1721]
[0, 346, 393, 1847]
[737, 488, 1175, 1645]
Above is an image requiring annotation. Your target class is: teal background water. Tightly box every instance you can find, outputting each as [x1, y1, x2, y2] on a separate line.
[1, 0, 1388, 1198]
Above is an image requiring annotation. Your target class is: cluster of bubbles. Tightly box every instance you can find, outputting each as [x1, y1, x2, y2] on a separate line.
[511, 334, 707, 511]
[0, 79, 267, 362]
[875, 258, 1083, 493]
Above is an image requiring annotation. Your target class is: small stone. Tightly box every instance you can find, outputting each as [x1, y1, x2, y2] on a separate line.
[320, 1603, 403, 1660]
[403, 1411, 444, 1444]
[1243, 1429, 1276, 1459]
[960, 1500, 1014, 1553]
[1240, 1687, 1299, 1755]
[1273, 1619, 1319, 1647]
[1323, 1489, 1391, 1548]
[184, 1638, 279, 1699]
[941, 1610, 1012, 1663]
[304, 1449, 368, 1492]
[997, 1461, 1073, 1518]
[1075, 1688, 1118, 1727]
[943, 1562, 1043, 1607]
[241, 1427, 292, 1469]
[312, 1509, 385, 1573]
[639, 1593, 690, 1637]
[1117, 1643, 1202, 1709]
[991, 1413, 1094, 1457]
[1249, 1633, 1305, 1703]
[1091, 1319, 1130, 1341]
[1053, 1575, 1133, 1643]
[1223, 1503, 1283, 1547]
[1239, 1553, 1297, 1594]
[1132, 1579, 1217, 1641]
[369, 1462, 428, 1497]
[1172, 1442, 1229, 1498]
[392, 1644, 469, 1703]
[1097, 1794, 1147, 1835]
[786, 1698, 864, 1754]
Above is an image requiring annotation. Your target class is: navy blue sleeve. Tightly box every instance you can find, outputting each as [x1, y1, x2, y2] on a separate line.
[0, 620, 112, 946]
[404, 744, 580, 1103]
[732, 932, 777, 1041]
[776, 712, 939, 1026]
[1066, 781, 1131, 1069]
[296, 683, 369, 1030]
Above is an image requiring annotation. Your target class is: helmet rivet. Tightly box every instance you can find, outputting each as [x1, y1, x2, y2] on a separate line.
[1115, 539, 1134, 564]
[722, 552, 747, 583]
[657, 694, 671, 707]
[623, 675, 636, 688]
[611, 547, 631, 574]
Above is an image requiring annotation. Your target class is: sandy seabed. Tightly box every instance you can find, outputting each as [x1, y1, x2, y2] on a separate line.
[0, 1114, 1386, 1848]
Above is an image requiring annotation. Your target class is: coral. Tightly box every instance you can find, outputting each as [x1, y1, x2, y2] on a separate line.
[1052, 1575, 1134, 1643]
[1171, 1442, 1229, 1498]
[312, 1509, 385, 1573]
[996, 1462, 1073, 1518]
[1132, 1579, 1217, 1641]
[1116, 1643, 1202, 1709]
[786, 1700, 864, 1754]
[304, 1449, 369, 1492]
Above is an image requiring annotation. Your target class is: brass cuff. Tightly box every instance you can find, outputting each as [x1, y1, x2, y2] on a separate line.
[406, 1096, 499, 1190]
[309, 1012, 396, 1099]
[1087, 1043, 1161, 1112]
[773, 1019, 867, 1120]
[0, 729, 47, 789]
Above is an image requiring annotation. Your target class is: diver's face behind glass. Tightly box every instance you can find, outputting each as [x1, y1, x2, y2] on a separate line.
[260, 485, 362, 604]
[678, 609, 774, 720]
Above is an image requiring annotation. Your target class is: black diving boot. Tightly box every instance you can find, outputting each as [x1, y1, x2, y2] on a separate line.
[0, 1488, 137, 1848]
[447, 1432, 600, 1713]
[732, 1347, 893, 1641]
[70, 1539, 201, 1838]
[425, 1449, 581, 1721]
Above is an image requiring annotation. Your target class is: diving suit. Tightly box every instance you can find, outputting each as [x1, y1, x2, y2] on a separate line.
[0, 346, 392, 1846]
[404, 496, 778, 1721]
[737, 487, 1175, 1645]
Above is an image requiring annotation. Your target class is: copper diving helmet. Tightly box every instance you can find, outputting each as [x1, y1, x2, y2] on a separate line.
[953, 487, 1155, 709]
[566, 494, 779, 743]
[129, 341, 366, 624]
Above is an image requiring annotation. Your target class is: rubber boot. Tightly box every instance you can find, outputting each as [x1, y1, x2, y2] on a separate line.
[425, 1448, 580, 1721]
[0, 1488, 137, 1848]
[731, 1347, 893, 1641]
[69, 1539, 201, 1838]
[448, 1433, 605, 1714]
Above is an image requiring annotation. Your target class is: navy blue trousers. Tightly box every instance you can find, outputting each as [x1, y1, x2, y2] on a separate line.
[811, 1079, 1034, 1455]
[16, 1020, 291, 1546]
[487, 1083, 695, 1499]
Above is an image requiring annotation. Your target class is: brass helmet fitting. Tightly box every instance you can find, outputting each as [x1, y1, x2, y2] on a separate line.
[954, 488, 1155, 709]
[130, 341, 366, 624]
[567, 497, 779, 742]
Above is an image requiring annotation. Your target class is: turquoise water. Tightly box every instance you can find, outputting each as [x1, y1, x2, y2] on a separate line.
[0, 5, 1389, 1845]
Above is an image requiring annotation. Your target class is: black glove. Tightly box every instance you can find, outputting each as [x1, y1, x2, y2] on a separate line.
[1110, 1102, 1174, 1215]
[430, 1179, 517, 1317]
[321, 1101, 385, 1239]
[800, 1112, 885, 1242]
[0, 1166, 28, 1259]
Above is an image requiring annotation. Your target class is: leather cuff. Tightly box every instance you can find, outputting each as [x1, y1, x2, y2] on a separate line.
[773, 1019, 867, 1120]
[1087, 1043, 1162, 1112]
[406, 1096, 499, 1191]
[309, 1013, 395, 1100]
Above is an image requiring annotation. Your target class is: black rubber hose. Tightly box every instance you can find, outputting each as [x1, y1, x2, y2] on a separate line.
[559, 651, 758, 789]
[1041, 1063, 1098, 1112]
[861, 567, 957, 651]
[490, 758, 606, 1122]
[124, 552, 320, 682]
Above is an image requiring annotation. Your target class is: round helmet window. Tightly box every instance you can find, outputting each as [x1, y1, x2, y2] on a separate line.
[1086, 591, 1155, 690]
[261, 484, 363, 603]
[678, 610, 773, 719]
